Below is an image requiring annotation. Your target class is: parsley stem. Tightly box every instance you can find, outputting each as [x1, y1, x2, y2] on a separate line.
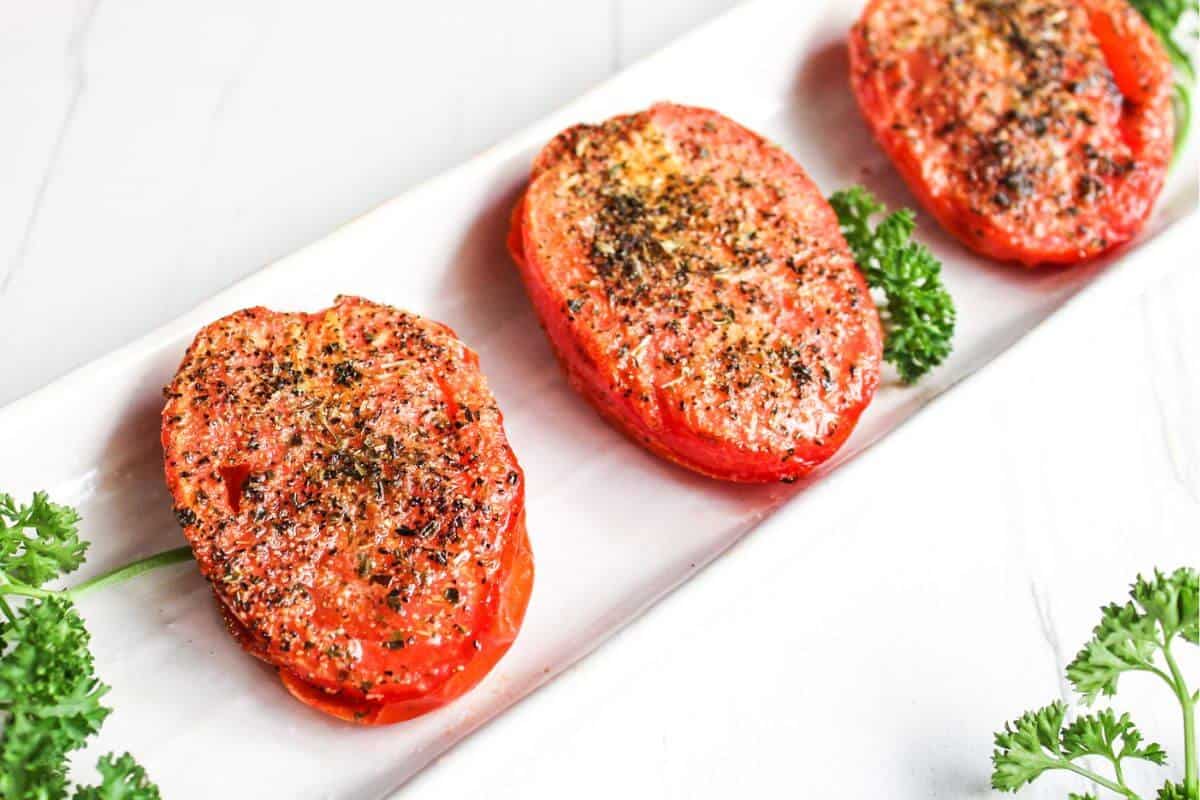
[1060, 760, 1139, 799]
[0, 593, 15, 624]
[1145, 661, 1181, 693]
[1111, 758, 1126, 788]
[0, 546, 193, 602]
[1163, 640, 1198, 797]
[0, 582, 52, 600]
[67, 546, 193, 598]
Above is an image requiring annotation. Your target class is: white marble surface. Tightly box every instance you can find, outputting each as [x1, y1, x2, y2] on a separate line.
[1, 1, 1196, 798]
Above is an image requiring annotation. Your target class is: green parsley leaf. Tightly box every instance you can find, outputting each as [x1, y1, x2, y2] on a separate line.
[0, 490, 179, 800]
[991, 701, 1071, 791]
[829, 186, 956, 384]
[1, 708, 72, 800]
[1067, 568, 1200, 702]
[1061, 708, 1167, 766]
[1156, 780, 1190, 800]
[0, 597, 111, 800]
[0, 596, 109, 716]
[0, 491, 87, 589]
[1067, 600, 1163, 702]
[72, 753, 161, 800]
[993, 567, 1198, 800]
[1132, 567, 1199, 646]
[992, 704, 1169, 795]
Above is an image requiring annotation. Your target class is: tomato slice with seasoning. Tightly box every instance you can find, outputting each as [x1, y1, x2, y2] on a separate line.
[849, 0, 1174, 266]
[509, 103, 883, 483]
[162, 296, 532, 724]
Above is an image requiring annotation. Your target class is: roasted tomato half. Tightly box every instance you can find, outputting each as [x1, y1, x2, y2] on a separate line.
[849, 0, 1174, 266]
[162, 296, 533, 724]
[509, 103, 883, 483]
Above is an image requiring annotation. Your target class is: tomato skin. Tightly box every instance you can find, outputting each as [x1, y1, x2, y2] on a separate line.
[511, 103, 882, 483]
[163, 296, 532, 724]
[219, 517, 533, 725]
[849, 0, 1173, 266]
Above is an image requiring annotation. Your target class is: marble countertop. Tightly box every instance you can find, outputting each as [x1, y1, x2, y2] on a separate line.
[2, 1, 1196, 797]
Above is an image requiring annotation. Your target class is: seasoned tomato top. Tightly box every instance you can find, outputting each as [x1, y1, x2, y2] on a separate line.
[850, 0, 1173, 264]
[516, 103, 882, 477]
[162, 296, 525, 701]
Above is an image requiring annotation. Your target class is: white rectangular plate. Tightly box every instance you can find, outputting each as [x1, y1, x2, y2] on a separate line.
[1, 1, 1195, 797]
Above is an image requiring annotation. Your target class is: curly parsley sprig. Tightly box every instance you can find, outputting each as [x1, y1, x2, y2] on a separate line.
[0, 491, 193, 800]
[829, 187, 956, 384]
[992, 567, 1199, 800]
[1128, 0, 1199, 162]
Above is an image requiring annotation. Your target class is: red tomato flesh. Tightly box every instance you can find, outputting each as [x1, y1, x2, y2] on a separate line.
[849, 0, 1174, 266]
[510, 103, 883, 483]
[162, 296, 532, 724]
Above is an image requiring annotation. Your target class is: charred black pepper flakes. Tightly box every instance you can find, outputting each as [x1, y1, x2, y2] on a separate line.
[332, 361, 362, 386]
[852, 0, 1171, 262]
[162, 297, 529, 704]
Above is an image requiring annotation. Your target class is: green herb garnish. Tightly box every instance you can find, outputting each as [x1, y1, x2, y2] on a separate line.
[992, 567, 1198, 799]
[1128, 0, 1199, 162]
[0, 491, 193, 800]
[829, 186, 956, 384]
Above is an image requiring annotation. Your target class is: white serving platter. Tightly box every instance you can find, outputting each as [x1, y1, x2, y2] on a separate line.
[0, 1, 1195, 797]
